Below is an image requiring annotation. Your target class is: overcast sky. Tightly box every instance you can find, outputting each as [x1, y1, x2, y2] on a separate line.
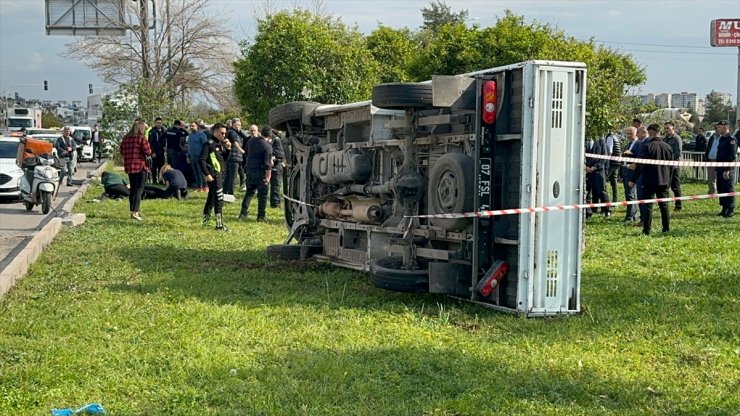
[0, 0, 738, 105]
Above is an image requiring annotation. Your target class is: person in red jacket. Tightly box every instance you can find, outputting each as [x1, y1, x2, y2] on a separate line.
[120, 120, 152, 221]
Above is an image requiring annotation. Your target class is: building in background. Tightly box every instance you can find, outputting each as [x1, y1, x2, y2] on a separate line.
[655, 93, 671, 108]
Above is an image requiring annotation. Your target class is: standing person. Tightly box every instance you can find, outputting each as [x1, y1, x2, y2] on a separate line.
[238, 125, 273, 222]
[268, 130, 286, 208]
[199, 123, 229, 231]
[187, 120, 209, 192]
[714, 120, 737, 218]
[54, 126, 76, 187]
[148, 118, 166, 183]
[705, 124, 720, 194]
[165, 120, 188, 166]
[91, 124, 103, 163]
[621, 127, 640, 224]
[605, 132, 622, 205]
[631, 118, 642, 129]
[584, 135, 610, 218]
[694, 128, 707, 153]
[241, 124, 260, 191]
[635, 125, 654, 226]
[629, 124, 673, 235]
[663, 121, 683, 211]
[224, 118, 247, 195]
[120, 120, 152, 221]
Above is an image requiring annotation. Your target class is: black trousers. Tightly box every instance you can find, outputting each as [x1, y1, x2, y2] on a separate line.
[716, 168, 736, 209]
[640, 184, 670, 235]
[607, 164, 620, 203]
[204, 173, 224, 216]
[151, 154, 165, 183]
[92, 141, 101, 162]
[105, 184, 129, 198]
[240, 169, 268, 219]
[670, 167, 682, 208]
[128, 171, 146, 212]
[270, 166, 282, 207]
[586, 170, 609, 214]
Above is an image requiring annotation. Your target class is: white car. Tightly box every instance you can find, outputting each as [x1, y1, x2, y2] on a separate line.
[71, 126, 94, 162]
[0, 136, 24, 199]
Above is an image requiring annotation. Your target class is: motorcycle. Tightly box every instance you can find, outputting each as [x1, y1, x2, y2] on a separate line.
[20, 155, 60, 214]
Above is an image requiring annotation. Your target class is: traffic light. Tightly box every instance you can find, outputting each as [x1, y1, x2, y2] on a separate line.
[43, 80, 48, 91]
[89, 84, 93, 94]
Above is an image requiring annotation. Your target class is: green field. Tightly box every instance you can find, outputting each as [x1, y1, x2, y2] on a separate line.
[0, 181, 737, 416]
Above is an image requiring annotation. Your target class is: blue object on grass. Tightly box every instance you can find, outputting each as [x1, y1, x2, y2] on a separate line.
[50, 403, 106, 415]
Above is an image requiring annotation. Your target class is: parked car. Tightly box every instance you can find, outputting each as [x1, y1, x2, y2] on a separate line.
[71, 126, 94, 162]
[267, 60, 587, 316]
[0, 136, 24, 199]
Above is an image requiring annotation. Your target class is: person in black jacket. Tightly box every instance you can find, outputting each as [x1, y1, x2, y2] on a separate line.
[199, 123, 229, 231]
[629, 124, 674, 235]
[714, 120, 737, 218]
[148, 118, 167, 183]
[238, 125, 273, 221]
[663, 121, 683, 210]
[268, 130, 286, 208]
[694, 128, 707, 152]
[585, 136, 610, 218]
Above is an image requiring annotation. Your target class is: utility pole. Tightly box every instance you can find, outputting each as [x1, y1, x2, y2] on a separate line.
[140, 0, 149, 81]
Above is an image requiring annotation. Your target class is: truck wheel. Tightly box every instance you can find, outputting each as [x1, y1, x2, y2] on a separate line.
[371, 83, 433, 109]
[24, 202, 34, 211]
[269, 101, 322, 130]
[266, 243, 321, 260]
[370, 256, 429, 293]
[428, 153, 475, 231]
[41, 191, 52, 214]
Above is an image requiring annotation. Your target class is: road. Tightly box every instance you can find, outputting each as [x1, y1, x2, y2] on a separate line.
[0, 160, 104, 271]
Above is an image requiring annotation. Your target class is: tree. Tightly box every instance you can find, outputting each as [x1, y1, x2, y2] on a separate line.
[421, 1, 469, 31]
[366, 26, 418, 83]
[234, 9, 380, 123]
[409, 10, 645, 139]
[41, 111, 62, 128]
[704, 90, 734, 124]
[63, 0, 233, 114]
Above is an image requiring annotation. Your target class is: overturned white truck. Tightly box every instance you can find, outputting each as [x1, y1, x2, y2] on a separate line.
[268, 60, 586, 316]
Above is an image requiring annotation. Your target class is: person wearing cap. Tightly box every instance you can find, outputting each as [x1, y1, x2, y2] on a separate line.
[629, 124, 673, 235]
[714, 120, 737, 218]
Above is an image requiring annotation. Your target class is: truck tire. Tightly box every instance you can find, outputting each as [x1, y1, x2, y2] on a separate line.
[266, 243, 321, 261]
[269, 101, 322, 130]
[371, 83, 433, 109]
[428, 153, 475, 231]
[369, 256, 429, 293]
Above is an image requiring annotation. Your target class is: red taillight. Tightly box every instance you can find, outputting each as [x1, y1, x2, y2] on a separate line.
[476, 260, 508, 298]
[481, 80, 497, 125]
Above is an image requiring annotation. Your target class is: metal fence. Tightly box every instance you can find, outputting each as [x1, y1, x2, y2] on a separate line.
[681, 151, 740, 184]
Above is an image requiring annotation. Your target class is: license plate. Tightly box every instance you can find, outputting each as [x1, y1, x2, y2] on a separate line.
[478, 157, 491, 211]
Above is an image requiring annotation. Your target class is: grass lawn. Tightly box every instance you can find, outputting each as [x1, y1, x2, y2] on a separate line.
[0, 180, 738, 416]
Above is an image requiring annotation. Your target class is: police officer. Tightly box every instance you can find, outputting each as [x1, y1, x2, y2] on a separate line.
[714, 120, 737, 218]
[199, 123, 229, 231]
[629, 124, 673, 235]
[238, 125, 273, 222]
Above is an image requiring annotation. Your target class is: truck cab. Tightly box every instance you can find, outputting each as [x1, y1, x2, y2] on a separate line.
[268, 60, 586, 316]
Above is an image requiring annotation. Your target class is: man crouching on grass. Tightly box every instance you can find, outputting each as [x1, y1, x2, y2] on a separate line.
[199, 123, 229, 231]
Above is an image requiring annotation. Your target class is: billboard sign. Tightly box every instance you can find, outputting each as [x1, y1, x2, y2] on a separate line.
[710, 19, 740, 47]
[45, 0, 127, 36]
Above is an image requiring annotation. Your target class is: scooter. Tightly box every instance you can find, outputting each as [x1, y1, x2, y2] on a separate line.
[20, 155, 60, 214]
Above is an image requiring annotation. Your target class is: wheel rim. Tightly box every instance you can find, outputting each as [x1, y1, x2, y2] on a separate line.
[436, 170, 459, 212]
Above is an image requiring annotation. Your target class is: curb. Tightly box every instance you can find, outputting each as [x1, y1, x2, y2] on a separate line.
[0, 162, 109, 298]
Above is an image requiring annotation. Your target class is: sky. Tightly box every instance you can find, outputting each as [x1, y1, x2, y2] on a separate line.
[0, 0, 738, 105]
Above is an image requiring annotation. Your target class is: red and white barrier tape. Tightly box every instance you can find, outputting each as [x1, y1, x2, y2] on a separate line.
[585, 153, 739, 167]
[407, 192, 737, 219]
